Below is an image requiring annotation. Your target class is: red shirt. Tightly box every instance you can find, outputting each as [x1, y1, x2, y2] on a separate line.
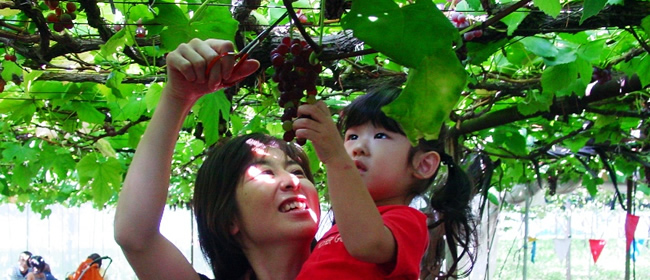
[296, 205, 429, 279]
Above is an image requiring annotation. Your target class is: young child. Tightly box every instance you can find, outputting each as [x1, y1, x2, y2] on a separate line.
[293, 88, 477, 279]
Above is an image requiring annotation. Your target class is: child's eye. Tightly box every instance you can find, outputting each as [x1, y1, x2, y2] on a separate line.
[346, 134, 358, 141]
[374, 133, 388, 139]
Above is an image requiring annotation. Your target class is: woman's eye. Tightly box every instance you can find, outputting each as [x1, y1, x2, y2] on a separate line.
[291, 169, 306, 177]
[261, 169, 274, 175]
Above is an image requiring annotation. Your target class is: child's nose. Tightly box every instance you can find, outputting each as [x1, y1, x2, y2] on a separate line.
[350, 140, 368, 157]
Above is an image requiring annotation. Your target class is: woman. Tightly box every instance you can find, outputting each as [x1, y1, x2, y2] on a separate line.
[114, 38, 320, 280]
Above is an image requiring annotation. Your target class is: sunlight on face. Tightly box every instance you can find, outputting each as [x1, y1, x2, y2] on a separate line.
[246, 138, 272, 157]
[246, 165, 301, 187]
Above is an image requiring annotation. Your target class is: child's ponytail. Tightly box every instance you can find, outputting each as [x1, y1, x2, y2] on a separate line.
[421, 152, 477, 279]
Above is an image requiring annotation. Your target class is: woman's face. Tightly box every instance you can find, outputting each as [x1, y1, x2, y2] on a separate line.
[233, 147, 320, 244]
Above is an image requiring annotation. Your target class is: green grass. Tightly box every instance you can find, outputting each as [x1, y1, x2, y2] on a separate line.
[494, 238, 649, 280]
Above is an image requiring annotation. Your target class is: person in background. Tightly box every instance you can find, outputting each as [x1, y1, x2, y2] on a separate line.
[67, 253, 103, 280]
[42, 263, 57, 280]
[25, 256, 47, 280]
[293, 88, 478, 279]
[4, 251, 32, 280]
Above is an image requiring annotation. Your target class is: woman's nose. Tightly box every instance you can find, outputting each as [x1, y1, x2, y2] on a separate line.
[279, 171, 301, 191]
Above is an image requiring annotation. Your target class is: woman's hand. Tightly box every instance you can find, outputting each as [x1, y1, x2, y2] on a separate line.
[164, 38, 260, 104]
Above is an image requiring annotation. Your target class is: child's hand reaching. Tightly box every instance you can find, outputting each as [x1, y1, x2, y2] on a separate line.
[294, 101, 350, 166]
[164, 38, 260, 104]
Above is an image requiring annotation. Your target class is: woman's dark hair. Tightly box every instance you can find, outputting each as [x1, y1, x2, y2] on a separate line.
[193, 133, 314, 280]
[339, 88, 477, 279]
[28, 255, 46, 271]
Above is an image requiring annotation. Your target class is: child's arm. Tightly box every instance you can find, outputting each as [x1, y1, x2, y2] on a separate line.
[294, 101, 396, 264]
[113, 38, 259, 280]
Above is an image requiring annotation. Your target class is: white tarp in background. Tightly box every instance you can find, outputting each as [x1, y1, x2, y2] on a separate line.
[0, 203, 212, 280]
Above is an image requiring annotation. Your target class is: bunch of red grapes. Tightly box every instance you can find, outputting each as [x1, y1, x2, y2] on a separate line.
[270, 37, 322, 144]
[135, 19, 147, 38]
[592, 67, 612, 84]
[450, 12, 483, 41]
[44, 1, 77, 32]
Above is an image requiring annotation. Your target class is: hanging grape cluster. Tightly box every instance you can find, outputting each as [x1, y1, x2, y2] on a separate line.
[44, 1, 77, 32]
[270, 37, 322, 144]
[592, 67, 612, 84]
[450, 12, 483, 41]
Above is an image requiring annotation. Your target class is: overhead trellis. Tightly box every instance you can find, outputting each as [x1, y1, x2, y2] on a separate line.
[0, 0, 647, 225]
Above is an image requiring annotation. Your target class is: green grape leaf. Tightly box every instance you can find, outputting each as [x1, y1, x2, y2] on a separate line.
[95, 139, 117, 158]
[12, 163, 36, 191]
[382, 52, 467, 142]
[341, 0, 460, 69]
[637, 55, 650, 87]
[39, 145, 75, 179]
[342, 0, 465, 142]
[504, 42, 535, 66]
[487, 188, 500, 205]
[501, 11, 528, 36]
[581, 0, 608, 25]
[638, 184, 650, 196]
[0, 8, 21, 17]
[520, 37, 558, 58]
[23, 70, 43, 94]
[1, 61, 23, 83]
[116, 95, 147, 122]
[542, 63, 576, 94]
[466, 39, 508, 65]
[642, 15, 650, 34]
[127, 124, 146, 149]
[145, 83, 163, 111]
[516, 90, 553, 115]
[76, 103, 106, 124]
[0, 99, 36, 122]
[76, 153, 124, 207]
[101, 27, 133, 57]
[157, 4, 237, 52]
[577, 39, 606, 63]
[543, 47, 576, 66]
[505, 132, 528, 156]
[197, 91, 231, 146]
[582, 173, 601, 197]
[106, 71, 126, 98]
[533, 0, 561, 18]
[563, 137, 590, 153]
[2, 142, 38, 163]
[466, 0, 483, 11]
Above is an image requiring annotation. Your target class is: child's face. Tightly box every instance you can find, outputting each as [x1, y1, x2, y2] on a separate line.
[233, 147, 320, 244]
[344, 123, 417, 206]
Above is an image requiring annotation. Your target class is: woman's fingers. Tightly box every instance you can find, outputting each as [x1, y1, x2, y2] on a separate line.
[203, 39, 235, 85]
[223, 59, 260, 85]
[166, 44, 202, 82]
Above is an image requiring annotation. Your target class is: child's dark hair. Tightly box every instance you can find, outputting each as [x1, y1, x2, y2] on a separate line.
[338, 88, 477, 279]
[193, 133, 315, 280]
[28, 255, 46, 271]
